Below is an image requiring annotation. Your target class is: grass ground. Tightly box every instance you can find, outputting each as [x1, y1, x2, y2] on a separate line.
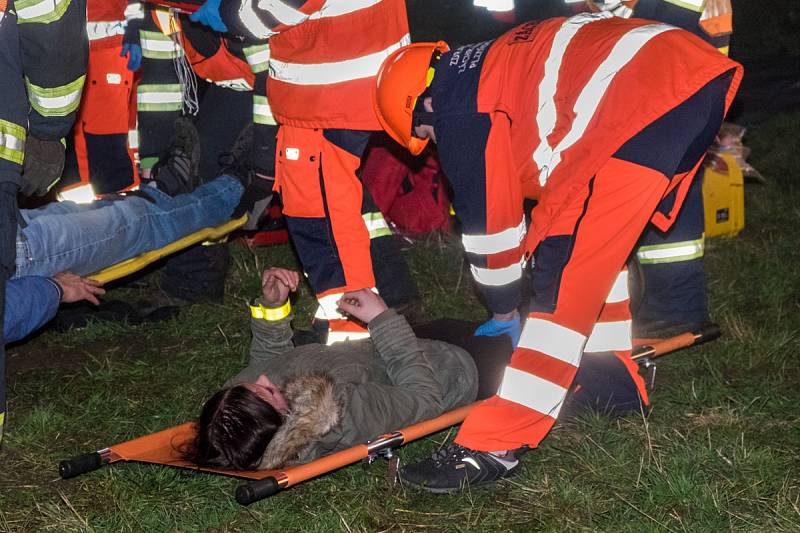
[1, 112, 799, 532]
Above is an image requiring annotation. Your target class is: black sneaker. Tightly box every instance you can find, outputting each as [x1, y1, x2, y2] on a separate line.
[221, 124, 274, 228]
[150, 117, 201, 196]
[172, 116, 201, 176]
[218, 123, 254, 183]
[400, 443, 521, 493]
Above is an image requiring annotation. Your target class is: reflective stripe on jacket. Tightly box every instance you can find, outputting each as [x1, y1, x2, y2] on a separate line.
[474, 15, 741, 253]
[223, 0, 410, 130]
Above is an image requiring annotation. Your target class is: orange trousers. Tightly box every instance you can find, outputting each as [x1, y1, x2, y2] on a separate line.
[455, 72, 731, 452]
[69, 42, 138, 194]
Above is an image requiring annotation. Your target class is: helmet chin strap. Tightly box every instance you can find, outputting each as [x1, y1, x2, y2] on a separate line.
[411, 88, 434, 133]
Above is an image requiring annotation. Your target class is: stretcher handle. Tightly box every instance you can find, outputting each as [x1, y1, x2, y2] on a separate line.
[59, 452, 103, 479]
[632, 323, 721, 361]
[235, 477, 280, 505]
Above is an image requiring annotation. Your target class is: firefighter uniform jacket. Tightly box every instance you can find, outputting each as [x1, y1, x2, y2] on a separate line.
[427, 13, 742, 316]
[0, 0, 87, 445]
[0, 0, 88, 186]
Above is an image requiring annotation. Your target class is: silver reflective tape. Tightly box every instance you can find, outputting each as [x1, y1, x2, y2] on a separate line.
[584, 319, 632, 352]
[517, 318, 586, 365]
[461, 218, 526, 255]
[269, 34, 411, 86]
[498, 366, 568, 418]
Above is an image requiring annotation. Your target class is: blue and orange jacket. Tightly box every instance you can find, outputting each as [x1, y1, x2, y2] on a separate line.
[429, 14, 742, 315]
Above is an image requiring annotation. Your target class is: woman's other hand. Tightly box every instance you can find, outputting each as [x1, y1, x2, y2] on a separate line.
[336, 289, 388, 324]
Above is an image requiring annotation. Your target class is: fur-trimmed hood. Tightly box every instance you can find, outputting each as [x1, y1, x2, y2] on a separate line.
[256, 372, 341, 470]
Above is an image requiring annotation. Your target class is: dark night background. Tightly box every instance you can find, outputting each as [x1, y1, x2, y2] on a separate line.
[406, 0, 800, 124]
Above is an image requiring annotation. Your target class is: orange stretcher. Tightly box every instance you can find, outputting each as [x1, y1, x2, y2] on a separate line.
[58, 324, 719, 505]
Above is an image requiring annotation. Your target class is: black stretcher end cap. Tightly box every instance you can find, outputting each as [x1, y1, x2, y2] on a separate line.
[235, 477, 281, 505]
[59, 452, 103, 479]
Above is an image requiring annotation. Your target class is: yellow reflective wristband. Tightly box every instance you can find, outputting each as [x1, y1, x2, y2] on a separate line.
[250, 300, 291, 321]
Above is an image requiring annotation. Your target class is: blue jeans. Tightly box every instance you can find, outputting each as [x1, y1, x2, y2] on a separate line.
[14, 175, 243, 278]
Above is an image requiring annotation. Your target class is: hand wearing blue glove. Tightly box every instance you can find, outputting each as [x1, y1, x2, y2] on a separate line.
[475, 312, 522, 347]
[190, 0, 228, 33]
[121, 43, 142, 71]
[121, 18, 143, 72]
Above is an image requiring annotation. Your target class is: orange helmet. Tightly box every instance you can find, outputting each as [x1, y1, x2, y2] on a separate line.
[373, 41, 450, 155]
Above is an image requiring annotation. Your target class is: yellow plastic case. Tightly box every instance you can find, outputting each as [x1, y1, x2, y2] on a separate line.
[703, 153, 744, 238]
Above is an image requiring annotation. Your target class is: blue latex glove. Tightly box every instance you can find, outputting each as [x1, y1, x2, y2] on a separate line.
[475, 314, 522, 347]
[121, 18, 143, 72]
[190, 0, 228, 33]
[121, 43, 142, 72]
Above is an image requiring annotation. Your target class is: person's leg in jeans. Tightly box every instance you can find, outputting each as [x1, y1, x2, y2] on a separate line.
[14, 175, 243, 278]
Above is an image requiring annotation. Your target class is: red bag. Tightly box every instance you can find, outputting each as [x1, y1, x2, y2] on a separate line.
[361, 134, 451, 236]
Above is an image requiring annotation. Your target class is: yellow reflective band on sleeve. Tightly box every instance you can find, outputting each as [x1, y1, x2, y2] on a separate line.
[637, 236, 705, 264]
[16, 0, 71, 23]
[253, 95, 277, 125]
[362, 212, 392, 239]
[25, 75, 85, 117]
[244, 44, 270, 74]
[0, 120, 26, 165]
[140, 30, 184, 60]
[663, 0, 705, 12]
[718, 45, 730, 56]
[250, 300, 291, 321]
[0, 411, 4, 444]
[137, 84, 183, 112]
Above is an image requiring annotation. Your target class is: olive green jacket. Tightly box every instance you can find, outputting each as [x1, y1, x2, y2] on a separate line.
[226, 306, 478, 466]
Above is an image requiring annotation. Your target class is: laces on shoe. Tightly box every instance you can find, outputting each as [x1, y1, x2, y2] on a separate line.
[431, 444, 467, 466]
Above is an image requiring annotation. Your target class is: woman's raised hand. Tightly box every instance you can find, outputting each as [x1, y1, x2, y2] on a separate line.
[261, 268, 300, 307]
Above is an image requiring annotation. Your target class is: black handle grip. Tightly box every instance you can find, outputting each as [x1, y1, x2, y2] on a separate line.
[59, 452, 103, 479]
[695, 323, 722, 345]
[235, 477, 280, 505]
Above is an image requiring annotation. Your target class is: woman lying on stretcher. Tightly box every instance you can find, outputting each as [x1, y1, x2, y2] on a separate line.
[186, 267, 481, 470]
[187, 268, 648, 471]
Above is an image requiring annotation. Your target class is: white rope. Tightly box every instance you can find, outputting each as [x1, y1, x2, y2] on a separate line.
[169, 10, 199, 116]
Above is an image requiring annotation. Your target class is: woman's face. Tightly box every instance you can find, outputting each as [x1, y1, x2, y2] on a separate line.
[246, 374, 289, 414]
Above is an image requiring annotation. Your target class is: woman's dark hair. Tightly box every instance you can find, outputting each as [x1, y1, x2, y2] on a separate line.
[186, 385, 284, 470]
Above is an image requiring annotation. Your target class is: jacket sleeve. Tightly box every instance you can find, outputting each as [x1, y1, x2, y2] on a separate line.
[4, 276, 61, 343]
[224, 298, 295, 386]
[16, 0, 88, 141]
[220, 0, 324, 42]
[332, 310, 445, 445]
[0, 4, 28, 187]
[436, 112, 526, 315]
